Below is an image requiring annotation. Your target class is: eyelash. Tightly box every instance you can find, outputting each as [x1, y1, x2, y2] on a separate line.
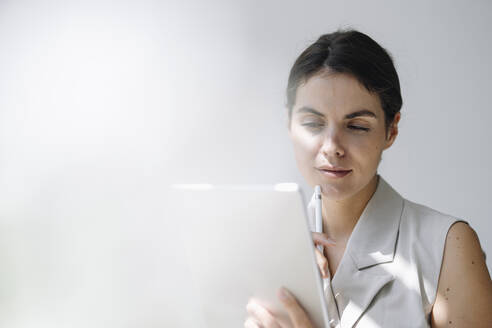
[301, 123, 323, 128]
[349, 125, 370, 132]
[301, 123, 370, 132]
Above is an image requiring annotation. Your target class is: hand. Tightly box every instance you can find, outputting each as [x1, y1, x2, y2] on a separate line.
[243, 232, 335, 327]
[244, 287, 314, 328]
[311, 232, 336, 279]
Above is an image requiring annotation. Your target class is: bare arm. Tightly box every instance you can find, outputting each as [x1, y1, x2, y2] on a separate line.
[431, 222, 492, 327]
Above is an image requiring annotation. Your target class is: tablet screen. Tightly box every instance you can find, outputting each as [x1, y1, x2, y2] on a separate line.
[171, 184, 329, 327]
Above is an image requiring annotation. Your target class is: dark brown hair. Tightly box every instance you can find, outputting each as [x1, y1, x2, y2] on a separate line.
[286, 29, 402, 133]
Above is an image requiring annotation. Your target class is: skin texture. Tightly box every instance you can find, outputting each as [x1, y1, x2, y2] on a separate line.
[430, 222, 492, 327]
[288, 71, 392, 202]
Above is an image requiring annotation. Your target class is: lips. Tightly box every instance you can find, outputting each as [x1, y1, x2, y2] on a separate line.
[317, 166, 351, 172]
[316, 166, 352, 178]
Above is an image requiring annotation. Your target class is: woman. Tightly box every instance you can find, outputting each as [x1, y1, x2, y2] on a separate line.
[244, 30, 492, 327]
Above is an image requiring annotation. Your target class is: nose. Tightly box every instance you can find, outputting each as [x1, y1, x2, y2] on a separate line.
[320, 127, 345, 158]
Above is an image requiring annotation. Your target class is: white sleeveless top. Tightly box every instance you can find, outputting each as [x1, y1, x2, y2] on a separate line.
[306, 175, 467, 328]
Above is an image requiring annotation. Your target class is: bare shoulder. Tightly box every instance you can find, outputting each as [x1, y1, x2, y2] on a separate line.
[431, 221, 492, 327]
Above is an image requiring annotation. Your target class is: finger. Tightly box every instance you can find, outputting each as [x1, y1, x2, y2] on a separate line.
[314, 247, 329, 278]
[246, 299, 281, 328]
[244, 317, 262, 328]
[277, 287, 313, 328]
[311, 232, 336, 248]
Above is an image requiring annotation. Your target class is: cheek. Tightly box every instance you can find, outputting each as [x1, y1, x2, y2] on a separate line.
[342, 133, 382, 158]
[350, 136, 385, 166]
[290, 131, 319, 165]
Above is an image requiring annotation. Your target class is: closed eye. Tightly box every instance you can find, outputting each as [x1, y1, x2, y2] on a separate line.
[302, 122, 324, 128]
[348, 125, 370, 131]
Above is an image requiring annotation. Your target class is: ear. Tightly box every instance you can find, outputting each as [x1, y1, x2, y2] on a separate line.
[383, 112, 400, 150]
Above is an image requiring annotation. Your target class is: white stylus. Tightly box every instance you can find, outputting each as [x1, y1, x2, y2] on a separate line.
[314, 185, 323, 254]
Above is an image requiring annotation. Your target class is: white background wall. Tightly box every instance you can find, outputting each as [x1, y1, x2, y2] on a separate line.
[0, 0, 490, 326]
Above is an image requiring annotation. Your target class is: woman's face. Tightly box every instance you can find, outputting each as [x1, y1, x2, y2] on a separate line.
[288, 71, 400, 200]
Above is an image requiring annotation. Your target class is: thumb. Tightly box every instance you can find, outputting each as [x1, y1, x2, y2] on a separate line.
[277, 287, 313, 328]
[312, 232, 336, 248]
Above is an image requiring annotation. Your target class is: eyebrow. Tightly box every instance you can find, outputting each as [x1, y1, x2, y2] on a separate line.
[296, 106, 377, 119]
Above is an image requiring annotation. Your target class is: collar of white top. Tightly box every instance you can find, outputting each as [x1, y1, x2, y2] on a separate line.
[306, 174, 404, 270]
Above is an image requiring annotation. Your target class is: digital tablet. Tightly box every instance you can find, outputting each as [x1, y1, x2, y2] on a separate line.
[171, 183, 329, 327]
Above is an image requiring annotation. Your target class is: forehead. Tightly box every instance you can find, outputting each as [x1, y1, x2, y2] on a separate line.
[294, 72, 382, 116]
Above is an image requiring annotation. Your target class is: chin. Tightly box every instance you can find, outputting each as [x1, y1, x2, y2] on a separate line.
[317, 172, 378, 201]
[318, 183, 355, 201]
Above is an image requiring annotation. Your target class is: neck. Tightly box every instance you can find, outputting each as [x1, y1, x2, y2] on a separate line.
[321, 174, 379, 242]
